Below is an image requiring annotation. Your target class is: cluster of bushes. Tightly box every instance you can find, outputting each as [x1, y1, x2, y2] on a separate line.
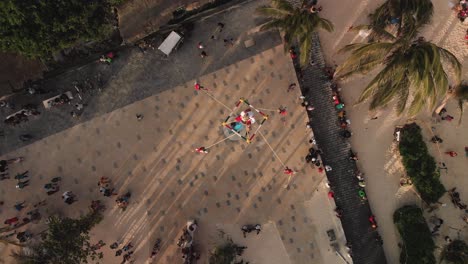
[209, 231, 246, 264]
[441, 239, 468, 264]
[399, 123, 445, 203]
[0, 0, 120, 59]
[393, 205, 435, 264]
[13, 211, 103, 264]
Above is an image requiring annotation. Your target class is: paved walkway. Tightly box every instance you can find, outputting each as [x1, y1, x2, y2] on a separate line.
[0, 0, 280, 156]
[0, 44, 330, 264]
[296, 33, 387, 264]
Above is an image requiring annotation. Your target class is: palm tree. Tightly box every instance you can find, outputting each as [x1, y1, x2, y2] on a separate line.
[256, 0, 333, 65]
[439, 240, 468, 264]
[435, 83, 468, 124]
[336, 0, 461, 116]
[351, 0, 434, 41]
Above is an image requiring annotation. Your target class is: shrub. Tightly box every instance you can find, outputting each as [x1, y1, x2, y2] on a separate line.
[399, 123, 445, 203]
[0, 0, 118, 59]
[393, 205, 435, 264]
[440, 240, 468, 264]
[13, 211, 103, 264]
[209, 231, 246, 264]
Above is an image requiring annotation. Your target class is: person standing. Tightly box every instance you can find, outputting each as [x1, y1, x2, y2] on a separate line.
[14, 171, 28, 180]
[445, 151, 458, 157]
[16, 180, 29, 189]
[14, 202, 26, 211]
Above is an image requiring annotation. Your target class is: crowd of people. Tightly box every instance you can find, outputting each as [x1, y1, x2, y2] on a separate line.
[455, 0, 468, 22]
[197, 22, 235, 59]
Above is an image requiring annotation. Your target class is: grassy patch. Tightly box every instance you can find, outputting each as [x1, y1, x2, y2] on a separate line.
[399, 123, 445, 203]
[393, 205, 435, 264]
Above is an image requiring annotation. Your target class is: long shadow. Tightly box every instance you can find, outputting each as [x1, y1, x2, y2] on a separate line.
[0, 0, 280, 156]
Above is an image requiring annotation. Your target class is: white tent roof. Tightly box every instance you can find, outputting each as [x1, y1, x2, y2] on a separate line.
[158, 31, 182, 56]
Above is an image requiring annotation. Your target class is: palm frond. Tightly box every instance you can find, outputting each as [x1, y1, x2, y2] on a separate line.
[256, 2, 333, 66]
[259, 20, 285, 32]
[455, 84, 468, 124]
[438, 46, 462, 85]
[316, 17, 334, 32]
[255, 6, 292, 18]
[335, 42, 393, 78]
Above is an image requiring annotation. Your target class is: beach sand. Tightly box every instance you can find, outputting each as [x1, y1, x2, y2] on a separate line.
[318, 0, 468, 263]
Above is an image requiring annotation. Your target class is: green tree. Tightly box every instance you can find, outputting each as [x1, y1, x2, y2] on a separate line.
[336, 0, 461, 116]
[0, 0, 116, 59]
[454, 84, 468, 121]
[351, 0, 434, 41]
[256, 0, 333, 65]
[394, 205, 435, 264]
[13, 212, 103, 264]
[440, 240, 468, 264]
[209, 231, 246, 264]
[399, 123, 445, 203]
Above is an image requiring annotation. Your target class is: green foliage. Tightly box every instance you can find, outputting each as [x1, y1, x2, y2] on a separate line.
[108, 0, 127, 6]
[393, 205, 435, 264]
[360, 0, 434, 41]
[440, 240, 468, 264]
[209, 232, 246, 264]
[336, 0, 461, 116]
[14, 212, 103, 264]
[256, 0, 334, 65]
[454, 83, 468, 123]
[0, 0, 117, 58]
[398, 123, 445, 203]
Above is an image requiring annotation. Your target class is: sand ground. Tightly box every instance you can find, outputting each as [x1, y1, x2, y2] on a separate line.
[0, 45, 351, 264]
[1, 1, 468, 264]
[318, 0, 468, 263]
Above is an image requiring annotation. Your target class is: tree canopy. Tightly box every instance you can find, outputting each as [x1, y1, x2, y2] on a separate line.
[256, 0, 333, 65]
[440, 240, 468, 264]
[336, 0, 461, 116]
[0, 0, 116, 58]
[398, 123, 445, 203]
[14, 212, 103, 264]
[393, 205, 435, 264]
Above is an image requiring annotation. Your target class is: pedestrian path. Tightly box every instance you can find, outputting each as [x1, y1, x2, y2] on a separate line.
[296, 32, 387, 264]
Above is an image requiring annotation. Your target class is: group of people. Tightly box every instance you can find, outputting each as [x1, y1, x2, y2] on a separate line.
[4, 105, 40, 126]
[301, 0, 322, 13]
[177, 220, 200, 264]
[109, 241, 134, 263]
[0, 157, 23, 178]
[241, 224, 261, 237]
[115, 192, 131, 209]
[44, 177, 61, 195]
[197, 22, 234, 58]
[438, 108, 454, 122]
[98, 52, 115, 64]
[98, 176, 116, 197]
[62, 191, 76, 205]
[455, 0, 468, 22]
[448, 187, 467, 210]
[305, 147, 323, 168]
[0, 158, 31, 190]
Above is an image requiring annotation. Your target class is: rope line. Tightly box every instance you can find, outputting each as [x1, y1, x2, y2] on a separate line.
[256, 107, 279, 112]
[202, 90, 232, 112]
[259, 131, 286, 168]
[206, 134, 236, 149]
